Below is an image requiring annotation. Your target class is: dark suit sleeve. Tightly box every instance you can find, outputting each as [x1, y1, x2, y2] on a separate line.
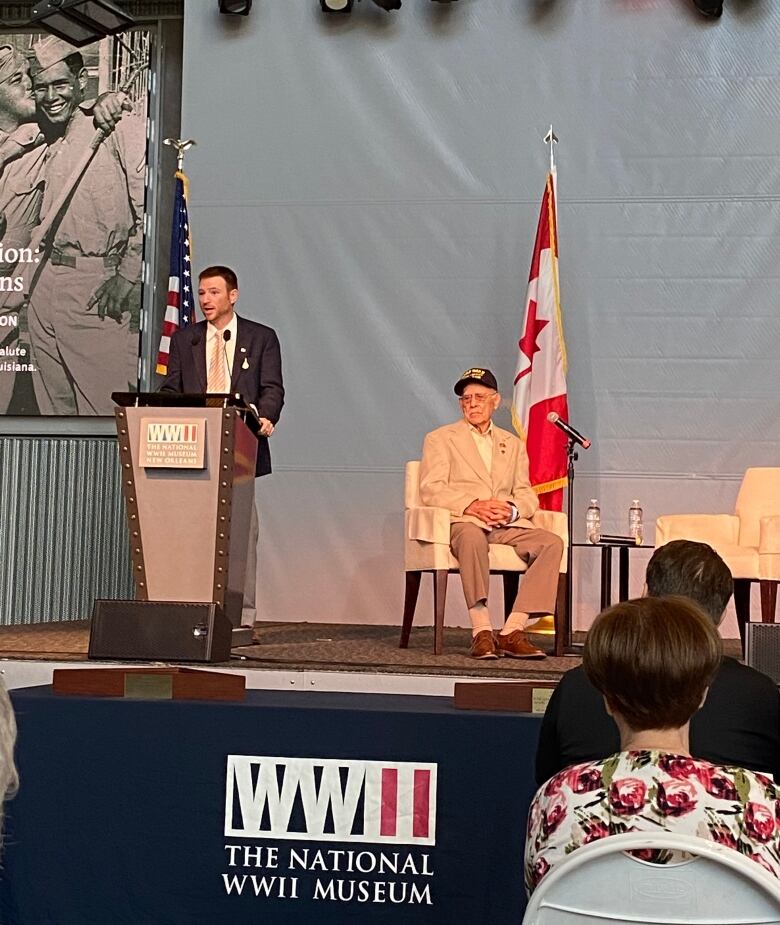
[535, 667, 620, 785]
[692, 659, 780, 780]
[159, 331, 184, 393]
[255, 328, 284, 423]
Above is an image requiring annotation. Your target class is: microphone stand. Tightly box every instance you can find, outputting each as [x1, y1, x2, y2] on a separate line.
[564, 437, 583, 655]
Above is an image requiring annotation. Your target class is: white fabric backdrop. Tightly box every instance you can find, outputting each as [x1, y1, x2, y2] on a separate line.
[181, 1, 780, 635]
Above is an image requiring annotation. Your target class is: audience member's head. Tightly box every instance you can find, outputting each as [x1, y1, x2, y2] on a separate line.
[583, 595, 722, 732]
[645, 540, 732, 625]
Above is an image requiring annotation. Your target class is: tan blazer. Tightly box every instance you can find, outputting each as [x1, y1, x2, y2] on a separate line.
[419, 419, 539, 532]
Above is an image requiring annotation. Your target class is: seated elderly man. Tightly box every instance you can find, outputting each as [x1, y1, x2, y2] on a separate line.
[419, 367, 563, 659]
[525, 596, 780, 893]
[535, 540, 780, 783]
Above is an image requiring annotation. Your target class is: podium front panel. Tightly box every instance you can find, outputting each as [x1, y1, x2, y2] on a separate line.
[116, 405, 257, 624]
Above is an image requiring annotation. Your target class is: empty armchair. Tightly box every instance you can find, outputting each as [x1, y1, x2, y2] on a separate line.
[656, 468, 780, 642]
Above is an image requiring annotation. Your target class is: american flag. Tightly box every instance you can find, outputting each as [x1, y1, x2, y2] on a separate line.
[156, 170, 193, 375]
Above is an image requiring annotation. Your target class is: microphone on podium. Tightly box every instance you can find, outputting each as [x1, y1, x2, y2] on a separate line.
[222, 329, 233, 383]
[546, 412, 591, 449]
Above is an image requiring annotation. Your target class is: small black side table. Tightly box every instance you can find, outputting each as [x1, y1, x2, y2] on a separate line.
[574, 541, 655, 610]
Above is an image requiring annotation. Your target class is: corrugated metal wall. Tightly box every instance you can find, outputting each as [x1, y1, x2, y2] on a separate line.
[0, 438, 132, 625]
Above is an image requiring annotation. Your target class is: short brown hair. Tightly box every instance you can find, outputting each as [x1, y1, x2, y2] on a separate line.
[646, 540, 733, 625]
[199, 265, 238, 291]
[583, 596, 722, 731]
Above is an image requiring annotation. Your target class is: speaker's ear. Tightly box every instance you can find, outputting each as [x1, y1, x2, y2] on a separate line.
[89, 601, 232, 663]
[745, 622, 780, 685]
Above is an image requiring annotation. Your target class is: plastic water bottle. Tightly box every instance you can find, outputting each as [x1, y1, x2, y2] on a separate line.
[586, 499, 601, 544]
[629, 499, 643, 545]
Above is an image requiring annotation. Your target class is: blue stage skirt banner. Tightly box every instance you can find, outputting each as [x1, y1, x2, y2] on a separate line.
[0, 687, 542, 924]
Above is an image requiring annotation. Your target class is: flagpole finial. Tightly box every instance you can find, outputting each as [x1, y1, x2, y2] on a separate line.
[164, 137, 197, 172]
[544, 125, 558, 172]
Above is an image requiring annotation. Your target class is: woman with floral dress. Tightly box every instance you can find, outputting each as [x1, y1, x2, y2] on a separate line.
[525, 596, 780, 893]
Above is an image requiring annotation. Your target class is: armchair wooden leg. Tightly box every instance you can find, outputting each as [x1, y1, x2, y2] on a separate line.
[502, 573, 519, 621]
[733, 579, 751, 652]
[399, 571, 422, 649]
[433, 570, 448, 655]
[760, 580, 778, 624]
[554, 572, 568, 658]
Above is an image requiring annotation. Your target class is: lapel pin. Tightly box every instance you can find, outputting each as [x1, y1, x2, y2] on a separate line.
[240, 346, 247, 353]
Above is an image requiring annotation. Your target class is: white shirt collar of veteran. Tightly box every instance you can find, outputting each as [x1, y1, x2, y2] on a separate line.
[468, 420, 494, 474]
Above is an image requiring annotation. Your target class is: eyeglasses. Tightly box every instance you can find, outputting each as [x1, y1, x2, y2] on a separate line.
[459, 392, 495, 406]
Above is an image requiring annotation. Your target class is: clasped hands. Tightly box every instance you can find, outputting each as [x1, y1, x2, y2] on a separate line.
[464, 499, 514, 528]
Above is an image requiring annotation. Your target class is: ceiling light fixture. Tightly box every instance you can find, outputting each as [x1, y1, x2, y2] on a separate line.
[320, 0, 353, 11]
[28, 0, 135, 47]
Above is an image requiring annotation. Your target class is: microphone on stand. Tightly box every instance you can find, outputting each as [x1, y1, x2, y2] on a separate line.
[222, 329, 233, 388]
[546, 411, 591, 450]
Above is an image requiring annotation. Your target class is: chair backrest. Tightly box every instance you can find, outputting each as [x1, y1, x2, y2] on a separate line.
[523, 832, 780, 925]
[736, 468, 780, 548]
[405, 460, 422, 510]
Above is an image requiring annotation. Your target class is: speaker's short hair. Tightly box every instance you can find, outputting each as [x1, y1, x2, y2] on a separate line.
[199, 265, 238, 292]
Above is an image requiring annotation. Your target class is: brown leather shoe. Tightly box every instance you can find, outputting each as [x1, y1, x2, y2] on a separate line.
[496, 630, 546, 659]
[469, 630, 498, 660]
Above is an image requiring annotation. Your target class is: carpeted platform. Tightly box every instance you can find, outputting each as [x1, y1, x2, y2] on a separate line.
[235, 622, 577, 678]
[0, 619, 743, 681]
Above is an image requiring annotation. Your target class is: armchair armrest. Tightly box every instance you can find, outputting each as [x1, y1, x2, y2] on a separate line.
[759, 516, 780, 580]
[655, 513, 740, 548]
[530, 510, 568, 572]
[530, 509, 568, 542]
[759, 516, 780, 554]
[406, 506, 451, 545]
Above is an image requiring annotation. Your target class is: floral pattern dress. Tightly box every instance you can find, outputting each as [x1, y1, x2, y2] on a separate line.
[525, 750, 780, 893]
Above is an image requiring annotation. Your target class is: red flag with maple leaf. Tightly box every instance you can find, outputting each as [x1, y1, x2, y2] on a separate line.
[511, 168, 568, 511]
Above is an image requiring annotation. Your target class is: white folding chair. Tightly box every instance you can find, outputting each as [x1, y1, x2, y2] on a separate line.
[523, 831, 780, 924]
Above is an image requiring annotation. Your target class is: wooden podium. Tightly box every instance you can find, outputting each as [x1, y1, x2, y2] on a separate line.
[107, 393, 259, 653]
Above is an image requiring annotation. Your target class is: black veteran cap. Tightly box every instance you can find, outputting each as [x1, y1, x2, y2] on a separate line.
[454, 367, 498, 396]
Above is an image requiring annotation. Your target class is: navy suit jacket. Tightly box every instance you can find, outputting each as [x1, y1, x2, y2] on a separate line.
[535, 659, 780, 785]
[160, 315, 284, 477]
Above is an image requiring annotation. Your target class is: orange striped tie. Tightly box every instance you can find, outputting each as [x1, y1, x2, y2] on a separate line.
[208, 332, 226, 393]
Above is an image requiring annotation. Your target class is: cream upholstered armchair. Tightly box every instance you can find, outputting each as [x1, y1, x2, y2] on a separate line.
[655, 468, 780, 644]
[399, 460, 569, 656]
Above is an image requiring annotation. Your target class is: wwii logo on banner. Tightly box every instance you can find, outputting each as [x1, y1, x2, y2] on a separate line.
[225, 756, 437, 845]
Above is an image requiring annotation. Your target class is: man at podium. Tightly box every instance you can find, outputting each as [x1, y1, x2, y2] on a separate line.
[161, 264, 284, 623]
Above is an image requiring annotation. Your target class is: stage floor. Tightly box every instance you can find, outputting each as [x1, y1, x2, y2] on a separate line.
[0, 619, 742, 696]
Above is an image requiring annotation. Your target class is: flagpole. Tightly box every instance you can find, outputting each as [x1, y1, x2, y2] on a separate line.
[544, 125, 558, 173]
[156, 139, 197, 376]
[544, 125, 578, 653]
[544, 124, 577, 653]
[163, 137, 197, 172]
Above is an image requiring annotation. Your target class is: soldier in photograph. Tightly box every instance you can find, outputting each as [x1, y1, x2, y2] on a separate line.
[25, 36, 146, 415]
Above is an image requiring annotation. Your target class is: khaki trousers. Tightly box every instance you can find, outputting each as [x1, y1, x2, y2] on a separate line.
[28, 260, 135, 416]
[450, 522, 563, 614]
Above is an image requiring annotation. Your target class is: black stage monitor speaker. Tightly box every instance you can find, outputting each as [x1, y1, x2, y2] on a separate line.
[745, 622, 780, 685]
[89, 600, 232, 664]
